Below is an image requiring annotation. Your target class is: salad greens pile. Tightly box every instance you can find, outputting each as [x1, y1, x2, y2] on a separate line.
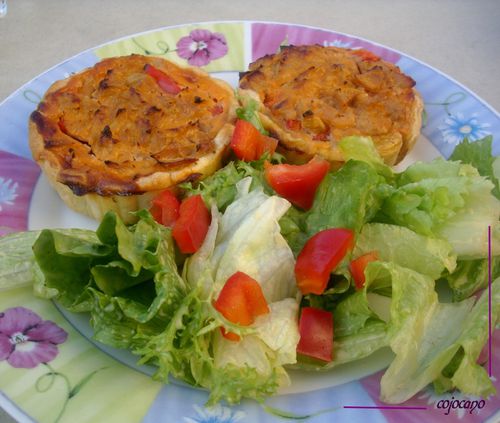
[1, 135, 499, 406]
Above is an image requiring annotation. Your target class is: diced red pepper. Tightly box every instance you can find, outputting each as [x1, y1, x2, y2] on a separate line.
[297, 307, 333, 362]
[210, 103, 224, 116]
[349, 251, 379, 290]
[149, 190, 180, 227]
[172, 195, 210, 254]
[264, 157, 330, 210]
[220, 327, 242, 342]
[58, 118, 67, 134]
[295, 228, 354, 295]
[144, 64, 181, 95]
[352, 49, 380, 62]
[214, 271, 270, 342]
[286, 119, 302, 131]
[230, 119, 278, 161]
[312, 132, 329, 141]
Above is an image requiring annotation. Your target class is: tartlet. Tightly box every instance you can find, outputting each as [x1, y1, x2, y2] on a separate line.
[29, 54, 238, 223]
[239, 45, 423, 166]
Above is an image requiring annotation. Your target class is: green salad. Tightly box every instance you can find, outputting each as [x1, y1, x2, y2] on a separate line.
[1, 134, 499, 406]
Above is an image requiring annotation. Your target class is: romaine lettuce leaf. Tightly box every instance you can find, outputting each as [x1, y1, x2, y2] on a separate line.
[236, 93, 269, 136]
[0, 231, 43, 291]
[436, 179, 500, 258]
[354, 223, 456, 280]
[379, 158, 500, 258]
[450, 135, 500, 199]
[279, 205, 309, 257]
[443, 256, 500, 302]
[306, 160, 389, 236]
[434, 278, 500, 397]
[33, 210, 187, 317]
[87, 287, 162, 350]
[373, 263, 500, 403]
[339, 136, 394, 180]
[33, 229, 110, 311]
[333, 290, 380, 338]
[396, 158, 477, 186]
[381, 297, 476, 403]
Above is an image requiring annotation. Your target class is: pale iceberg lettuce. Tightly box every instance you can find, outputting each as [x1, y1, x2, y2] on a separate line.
[254, 298, 301, 366]
[183, 178, 300, 399]
[186, 178, 297, 303]
[214, 298, 300, 377]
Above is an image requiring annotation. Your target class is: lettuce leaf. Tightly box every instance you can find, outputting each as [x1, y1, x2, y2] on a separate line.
[0, 231, 44, 291]
[186, 178, 297, 303]
[379, 158, 500, 258]
[443, 256, 500, 302]
[33, 210, 187, 343]
[433, 278, 500, 397]
[354, 223, 456, 280]
[306, 160, 389, 236]
[180, 160, 268, 211]
[437, 179, 500, 258]
[339, 136, 394, 180]
[372, 262, 500, 403]
[278, 205, 309, 257]
[33, 229, 111, 311]
[214, 299, 299, 379]
[450, 135, 500, 199]
[142, 182, 300, 404]
[236, 93, 269, 135]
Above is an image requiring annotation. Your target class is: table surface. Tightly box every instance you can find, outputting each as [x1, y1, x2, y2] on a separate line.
[1, 0, 499, 422]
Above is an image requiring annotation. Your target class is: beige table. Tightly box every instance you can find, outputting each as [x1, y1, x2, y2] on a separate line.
[1, 0, 499, 422]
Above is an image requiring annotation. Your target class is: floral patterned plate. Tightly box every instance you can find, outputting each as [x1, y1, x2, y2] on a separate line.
[1, 21, 499, 423]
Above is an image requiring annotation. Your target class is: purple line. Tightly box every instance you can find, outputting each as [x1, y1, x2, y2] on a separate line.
[343, 406, 427, 410]
[488, 225, 492, 378]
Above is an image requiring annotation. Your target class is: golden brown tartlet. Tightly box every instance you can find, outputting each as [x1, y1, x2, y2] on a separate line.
[29, 54, 238, 223]
[239, 45, 423, 166]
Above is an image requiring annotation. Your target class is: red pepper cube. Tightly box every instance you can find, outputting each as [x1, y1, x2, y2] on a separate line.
[150, 190, 180, 227]
[172, 195, 210, 254]
[295, 228, 354, 295]
[297, 307, 333, 362]
[214, 271, 270, 342]
[264, 157, 330, 210]
[230, 119, 277, 161]
[349, 251, 379, 290]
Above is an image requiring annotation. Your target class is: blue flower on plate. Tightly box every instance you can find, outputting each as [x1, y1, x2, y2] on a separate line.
[183, 404, 246, 423]
[0, 177, 18, 211]
[439, 112, 491, 145]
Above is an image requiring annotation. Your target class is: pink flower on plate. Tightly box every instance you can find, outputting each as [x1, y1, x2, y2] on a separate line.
[0, 307, 68, 369]
[176, 29, 228, 66]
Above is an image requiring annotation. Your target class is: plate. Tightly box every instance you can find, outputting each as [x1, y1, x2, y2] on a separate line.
[1, 21, 499, 423]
